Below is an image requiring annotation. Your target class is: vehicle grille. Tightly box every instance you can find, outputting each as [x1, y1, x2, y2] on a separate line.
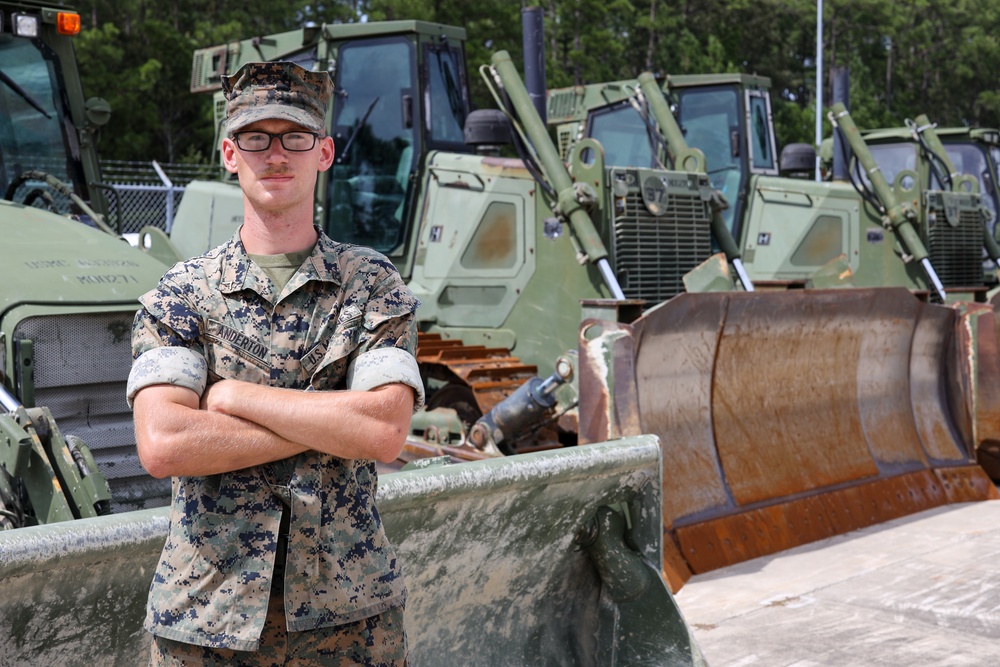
[611, 169, 713, 303]
[925, 192, 985, 288]
[13, 312, 171, 513]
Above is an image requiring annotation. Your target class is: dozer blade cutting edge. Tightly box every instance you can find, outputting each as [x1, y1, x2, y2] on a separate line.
[579, 287, 1000, 591]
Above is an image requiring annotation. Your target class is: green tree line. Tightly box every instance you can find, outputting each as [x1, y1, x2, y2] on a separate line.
[73, 0, 1000, 163]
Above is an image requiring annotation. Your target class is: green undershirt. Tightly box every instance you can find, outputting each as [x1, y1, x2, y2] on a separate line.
[248, 245, 315, 294]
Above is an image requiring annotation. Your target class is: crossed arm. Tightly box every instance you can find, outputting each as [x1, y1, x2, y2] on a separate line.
[134, 379, 414, 479]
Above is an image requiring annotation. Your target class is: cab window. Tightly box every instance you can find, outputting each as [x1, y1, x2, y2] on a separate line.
[0, 34, 82, 210]
[586, 101, 657, 168]
[676, 87, 745, 239]
[424, 41, 468, 146]
[327, 37, 417, 253]
[746, 91, 777, 173]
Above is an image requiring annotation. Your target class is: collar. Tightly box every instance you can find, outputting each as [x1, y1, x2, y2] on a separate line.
[219, 226, 343, 301]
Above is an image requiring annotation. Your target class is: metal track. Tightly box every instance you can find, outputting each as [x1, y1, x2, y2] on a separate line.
[416, 333, 537, 418]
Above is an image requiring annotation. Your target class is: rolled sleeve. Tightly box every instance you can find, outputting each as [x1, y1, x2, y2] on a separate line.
[126, 346, 208, 408]
[347, 347, 424, 412]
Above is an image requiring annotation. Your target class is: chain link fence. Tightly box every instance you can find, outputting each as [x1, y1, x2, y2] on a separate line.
[100, 160, 225, 234]
[3, 159, 223, 236]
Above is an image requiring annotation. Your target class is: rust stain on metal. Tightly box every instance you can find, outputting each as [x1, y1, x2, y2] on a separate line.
[672, 466, 997, 575]
[464, 210, 515, 267]
[479, 156, 531, 177]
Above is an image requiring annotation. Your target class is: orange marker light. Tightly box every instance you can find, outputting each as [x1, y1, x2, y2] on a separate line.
[57, 12, 81, 36]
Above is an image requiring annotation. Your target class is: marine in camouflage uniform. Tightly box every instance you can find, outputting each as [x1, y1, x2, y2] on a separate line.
[128, 61, 421, 665]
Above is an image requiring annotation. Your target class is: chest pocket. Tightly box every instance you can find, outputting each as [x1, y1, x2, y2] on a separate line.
[204, 319, 270, 382]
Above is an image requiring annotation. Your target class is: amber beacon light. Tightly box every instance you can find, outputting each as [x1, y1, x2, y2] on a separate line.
[57, 12, 81, 35]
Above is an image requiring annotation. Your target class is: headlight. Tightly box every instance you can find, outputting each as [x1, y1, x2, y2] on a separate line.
[12, 13, 40, 38]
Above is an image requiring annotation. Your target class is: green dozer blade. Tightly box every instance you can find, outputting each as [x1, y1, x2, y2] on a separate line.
[0, 438, 707, 666]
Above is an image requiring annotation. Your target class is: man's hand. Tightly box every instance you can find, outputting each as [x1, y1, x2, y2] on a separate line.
[201, 379, 236, 413]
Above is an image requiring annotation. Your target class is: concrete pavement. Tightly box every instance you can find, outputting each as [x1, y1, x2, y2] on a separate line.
[673, 499, 1000, 667]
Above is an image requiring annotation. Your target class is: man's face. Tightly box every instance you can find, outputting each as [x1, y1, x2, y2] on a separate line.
[221, 118, 335, 216]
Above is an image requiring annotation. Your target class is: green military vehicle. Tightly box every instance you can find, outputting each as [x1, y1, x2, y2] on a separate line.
[824, 119, 1000, 279]
[0, 0, 171, 523]
[548, 73, 991, 303]
[930, 125, 1000, 253]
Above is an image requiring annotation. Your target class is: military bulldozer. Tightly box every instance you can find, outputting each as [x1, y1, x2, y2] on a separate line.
[544, 71, 1000, 586]
[548, 72, 993, 303]
[822, 116, 1000, 280]
[0, 0, 172, 524]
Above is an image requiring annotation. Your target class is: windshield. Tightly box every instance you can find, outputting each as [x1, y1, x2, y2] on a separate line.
[585, 100, 658, 168]
[940, 141, 998, 231]
[0, 34, 82, 211]
[326, 36, 417, 254]
[675, 86, 745, 240]
[867, 140, 996, 232]
[866, 143, 917, 189]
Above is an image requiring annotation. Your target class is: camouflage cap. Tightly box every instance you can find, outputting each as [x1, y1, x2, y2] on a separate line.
[222, 61, 333, 134]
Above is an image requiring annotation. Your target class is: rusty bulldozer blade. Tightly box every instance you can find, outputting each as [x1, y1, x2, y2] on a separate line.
[580, 288, 1000, 592]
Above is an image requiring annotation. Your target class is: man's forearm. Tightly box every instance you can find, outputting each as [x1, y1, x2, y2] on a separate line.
[202, 379, 414, 463]
[134, 384, 308, 478]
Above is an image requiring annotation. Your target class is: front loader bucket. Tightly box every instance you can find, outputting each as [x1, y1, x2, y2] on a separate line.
[0, 439, 706, 667]
[580, 288, 1000, 591]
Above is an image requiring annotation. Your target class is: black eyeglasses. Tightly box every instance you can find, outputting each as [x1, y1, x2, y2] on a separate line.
[232, 130, 320, 152]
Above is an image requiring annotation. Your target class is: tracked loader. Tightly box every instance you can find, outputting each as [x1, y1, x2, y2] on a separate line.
[545, 73, 1000, 586]
[0, 0, 172, 523]
[548, 73, 994, 303]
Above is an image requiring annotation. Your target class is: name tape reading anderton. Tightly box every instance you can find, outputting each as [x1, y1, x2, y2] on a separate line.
[209, 321, 269, 366]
